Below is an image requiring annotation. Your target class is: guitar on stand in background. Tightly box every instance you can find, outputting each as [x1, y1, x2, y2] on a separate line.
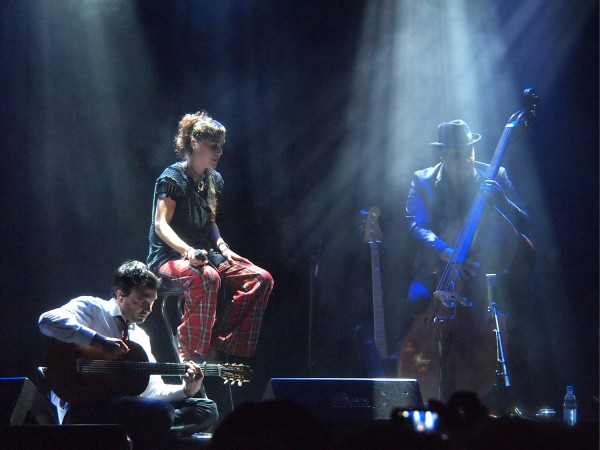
[355, 206, 396, 377]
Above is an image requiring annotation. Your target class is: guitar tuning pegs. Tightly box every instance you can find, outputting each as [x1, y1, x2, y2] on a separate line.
[221, 379, 243, 386]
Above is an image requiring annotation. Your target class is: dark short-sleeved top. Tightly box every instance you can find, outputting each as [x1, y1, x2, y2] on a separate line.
[147, 162, 224, 272]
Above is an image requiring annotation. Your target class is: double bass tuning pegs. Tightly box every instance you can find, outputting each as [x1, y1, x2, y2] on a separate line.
[521, 88, 540, 127]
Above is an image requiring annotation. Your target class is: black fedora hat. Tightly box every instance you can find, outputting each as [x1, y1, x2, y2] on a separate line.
[430, 119, 481, 148]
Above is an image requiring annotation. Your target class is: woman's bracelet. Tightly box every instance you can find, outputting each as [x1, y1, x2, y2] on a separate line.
[218, 243, 229, 252]
[183, 247, 194, 260]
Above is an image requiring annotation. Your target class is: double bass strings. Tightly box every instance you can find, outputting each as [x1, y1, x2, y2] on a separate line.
[436, 125, 514, 295]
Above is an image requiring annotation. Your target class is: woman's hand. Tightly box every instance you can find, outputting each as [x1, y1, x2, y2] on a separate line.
[185, 248, 209, 267]
[221, 248, 251, 266]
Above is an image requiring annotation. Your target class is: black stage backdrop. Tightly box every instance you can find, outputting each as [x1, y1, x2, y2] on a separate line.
[0, 0, 597, 421]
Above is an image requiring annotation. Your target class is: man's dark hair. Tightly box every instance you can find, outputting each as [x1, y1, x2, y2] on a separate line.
[111, 260, 159, 297]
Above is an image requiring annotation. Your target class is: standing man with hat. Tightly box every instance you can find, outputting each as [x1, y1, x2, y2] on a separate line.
[400, 119, 528, 324]
[399, 120, 530, 408]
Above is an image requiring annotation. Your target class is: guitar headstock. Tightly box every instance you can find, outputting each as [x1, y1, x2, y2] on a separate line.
[218, 363, 254, 386]
[363, 206, 383, 245]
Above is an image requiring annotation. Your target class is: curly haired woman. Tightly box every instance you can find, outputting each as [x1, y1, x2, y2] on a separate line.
[148, 111, 273, 363]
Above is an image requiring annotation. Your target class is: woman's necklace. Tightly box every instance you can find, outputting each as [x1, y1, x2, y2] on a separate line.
[184, 162, 206, 192]
[197, 177, 205, 192]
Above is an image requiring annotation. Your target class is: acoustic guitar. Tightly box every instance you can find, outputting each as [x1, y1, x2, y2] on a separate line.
[42, 338, 253, 403]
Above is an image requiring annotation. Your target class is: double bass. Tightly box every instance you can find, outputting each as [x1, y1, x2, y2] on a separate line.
[397, 89, 539, 404]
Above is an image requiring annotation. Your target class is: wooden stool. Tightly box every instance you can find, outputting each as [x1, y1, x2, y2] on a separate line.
[158, 279, 215, 401]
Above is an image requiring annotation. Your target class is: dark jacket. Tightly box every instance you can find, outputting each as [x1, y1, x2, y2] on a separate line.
[406, 161, 527, 274]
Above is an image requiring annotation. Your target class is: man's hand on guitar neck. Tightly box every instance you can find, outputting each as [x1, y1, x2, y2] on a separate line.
[182, 361, 205, 397]
[90, 334, 130, 357]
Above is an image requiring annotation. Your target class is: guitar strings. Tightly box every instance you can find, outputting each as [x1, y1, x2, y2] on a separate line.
[76, 360, 244, 380]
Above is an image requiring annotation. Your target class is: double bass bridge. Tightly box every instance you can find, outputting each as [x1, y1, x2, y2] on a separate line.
[434, 289, 473, 309]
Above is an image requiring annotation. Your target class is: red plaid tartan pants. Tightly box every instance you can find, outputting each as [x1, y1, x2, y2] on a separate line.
[158, 258, 273, 359]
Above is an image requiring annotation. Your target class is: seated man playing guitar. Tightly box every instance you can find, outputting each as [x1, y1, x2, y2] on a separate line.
[38, 260, 219, 449]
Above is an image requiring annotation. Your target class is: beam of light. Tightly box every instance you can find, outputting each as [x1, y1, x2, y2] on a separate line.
[29, 0, 158, 262]
[302, 0, 596, 395]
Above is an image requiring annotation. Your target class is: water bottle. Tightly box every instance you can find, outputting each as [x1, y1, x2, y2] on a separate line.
[563, 385, 577, 426]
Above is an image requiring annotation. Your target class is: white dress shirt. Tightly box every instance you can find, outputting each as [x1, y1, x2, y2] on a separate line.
[39, 296, 188, 422]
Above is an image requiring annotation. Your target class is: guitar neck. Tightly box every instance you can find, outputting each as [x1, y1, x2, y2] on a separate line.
[78, 360, 224, 378]
[369, 242, 388, 358]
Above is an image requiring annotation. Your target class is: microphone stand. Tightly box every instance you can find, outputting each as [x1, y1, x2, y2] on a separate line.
[307, 241, 321, 376]
[486, 273, 512, 414]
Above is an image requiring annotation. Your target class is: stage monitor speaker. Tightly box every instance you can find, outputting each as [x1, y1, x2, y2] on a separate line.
[263, 378, 424, 421]
[0, 377, 57, 425]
